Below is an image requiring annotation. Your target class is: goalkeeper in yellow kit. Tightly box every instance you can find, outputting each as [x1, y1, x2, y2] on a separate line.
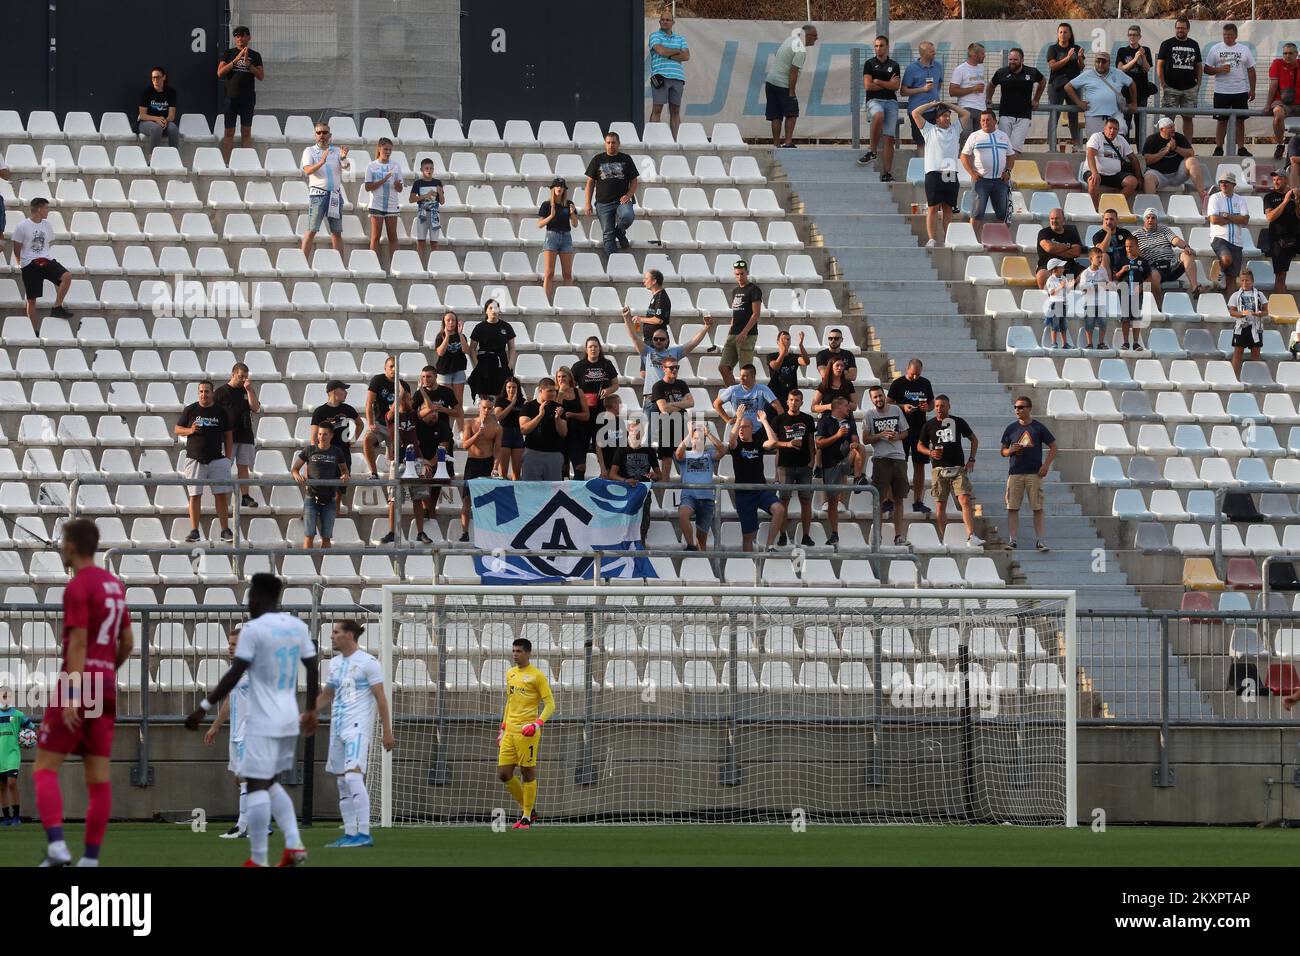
[496, 637, 555, 830]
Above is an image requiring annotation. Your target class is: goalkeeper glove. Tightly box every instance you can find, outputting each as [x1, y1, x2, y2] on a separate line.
[521, 719, 544, 738]
[495, 722, 505, 745]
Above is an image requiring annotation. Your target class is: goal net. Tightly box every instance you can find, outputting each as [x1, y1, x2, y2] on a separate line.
[373, 586, 1076, 827]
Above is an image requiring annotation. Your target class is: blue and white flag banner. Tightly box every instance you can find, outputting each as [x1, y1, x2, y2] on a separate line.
[469, 479, 658, 584]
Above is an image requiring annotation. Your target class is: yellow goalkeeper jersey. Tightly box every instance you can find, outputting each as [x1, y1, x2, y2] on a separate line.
[503, 664, 555, 732]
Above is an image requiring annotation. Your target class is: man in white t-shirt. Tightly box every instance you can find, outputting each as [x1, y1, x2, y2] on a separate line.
[1085, 116, 1141, 204]
[948, 43, 987, 146]
[1207, 171, 1251, 295]
[911, 101, 969, 248]
[960, 110, 1015, 224]
[10, 198, 73, 326]
[1204, 22, 1257, 157]
[300, 123, 352, 255]
[1064, 51, 1135, 139]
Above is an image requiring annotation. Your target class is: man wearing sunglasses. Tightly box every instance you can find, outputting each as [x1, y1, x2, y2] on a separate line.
[301, 124, 351, 256]
[1001, 397, 1056, 552]
[1064, 51, 1136, 141]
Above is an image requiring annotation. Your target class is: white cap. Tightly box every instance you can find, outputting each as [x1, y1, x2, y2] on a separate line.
[1157, 117, 1174, 129]
[1046, 258, 1067, 270]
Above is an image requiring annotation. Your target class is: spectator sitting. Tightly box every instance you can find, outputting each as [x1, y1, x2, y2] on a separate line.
[1142, 116, 1206, 201]
[292, 426, 349, 549]
[1207, 171, 1250, 295]
[409, 157, 444, 260]
[1112, 235, 1153, 350]
[1090, 207, 1134, 275]
[1065, 50, 1136, 141]
[583, 131, 638, 257]
[1035, 207, 1085, 288]
[772, 388, 817, 548]
[812, 355, 857, 415]
[1042, 258, 1072, 349]
[713, 363, 781, 427]
[916, 395, 983, 547]
[1268, 43, 1300, 160]
[11, 198, 73, 325]
[766, 329, 809, 407]
[815, 328, 858, 381]
[364, 137, 404, 265]
[1228, 268, 1269, 376]
[731, 410, 787, 553]
[1084, 116, 1140, 205]
[959, 110, 1015, 225]
[300, 123, 350, 255]
[175, 380, 233, 543]
[1134, 209, 1203, 295]
[137, 67, 180, 153]
[1263, 169, 1300, 294]
[675, 423, 724, 552]
[459, 397, 502, 542]
[538, 177, 579, 300]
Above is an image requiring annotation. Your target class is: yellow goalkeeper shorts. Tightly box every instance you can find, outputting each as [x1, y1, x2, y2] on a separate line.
[498, 731, 540, 768]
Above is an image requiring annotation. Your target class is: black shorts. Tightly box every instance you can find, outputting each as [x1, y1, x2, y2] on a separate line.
[1211, 237, 1243, 276]
[902, 428, 928, 467]
[1213, 91, 1249, 121]
[1154, 260, 1186, 283]
[224, 95, 256, 130]
[1232, 327, 1263, 350]
[924, 170, 959, 208]
[21, 260, 67, 300]
[765, 82, 799, 121]
[0, 769, 17, 781]
[1273, 238, 1298, 275]
[1090, 170, 1130, 191]
[465, 456, 494, 480]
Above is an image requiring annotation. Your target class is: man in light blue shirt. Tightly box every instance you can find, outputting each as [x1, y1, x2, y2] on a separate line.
[1065, 51, 1135, 139]
[901, 41, 944, 149]
[713, 364, 782, 426]
[648, 9, 690, 138]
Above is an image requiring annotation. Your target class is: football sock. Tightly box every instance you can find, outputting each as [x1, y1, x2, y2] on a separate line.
[268, 783, 302, 850]
[247, 790, 271, 865]
[1, 807, 9, 820]
[84, 782, 111, 859]
[347, 773, 370, 836]
[34, 769, 63, 842]
[522, 780, 537, 818]
[337, 776, 356, 836]
[237, 782, 248, 830]
[504, 776, 525, 811]
[10, 804, 17, 821]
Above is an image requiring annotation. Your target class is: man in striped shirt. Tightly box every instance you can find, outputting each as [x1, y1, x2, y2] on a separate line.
[1207, 171, 1250, 296]
[959, 110, 1015, 224]
[1133, 210, 1202, 294]
[648, 8, 689, 138]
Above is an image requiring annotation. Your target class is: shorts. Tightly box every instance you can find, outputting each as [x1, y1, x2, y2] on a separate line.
[1043, 307, 1068, 332]
[227, 738, 245, 775]
[1146, 165, 1189, 188]
[865, 98, 899, 138]
[822, 462, 851, 499]
[777, 464, 813, 502]
[0, 769, 18, 781]
[1211, 237, 1243, 277]
[232, 442, 256, 467]
[1213, 91, 1249, 122]
[501, 425, 524, 450]
[998, 116, 1031, 153]
[720, 332, 755, 369]
[1271, 100, 1300, 117]
[21, 260, 68, 300]
[871, 456, 909, 500]
[1084, 313, 1107, 333]
[465, 456, 495, 480]
[37, 696, 117, 759]
[1162, 86, 1199, 110]
[735, 489, 780, 534]
[498, 730, 540, 768]
[437, 369, 467, 386]
[765, 82, 799, 121]
[238, 733, 297, 780]
[1090, 170, 1130, 191]
[679, 491, 715, 528]
[1232, 327, 1264, 350]
[932, 466, 973, 503]
[924, 170, 960, 208]
[1154, 260, 1186, 283]
[521, 449, 564, 481]
[414, 217, 442, 242]
[326, 729, 371, 775]
[652, 77, 685, 107]
[303, 497, 338, 539]
[368, 208, 398, 220]
[1005, 472, 1044, 511]
[902, 428, 928, 467]
[223, 95, 256, 131]
[307, 191, 343, 235]
[543, 230, 575, 254]
[183, 456, 233, 497]
[1272, 239, 1298, 275]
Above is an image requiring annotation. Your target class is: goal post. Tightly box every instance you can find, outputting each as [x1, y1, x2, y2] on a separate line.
[376, 586, 1076, 828]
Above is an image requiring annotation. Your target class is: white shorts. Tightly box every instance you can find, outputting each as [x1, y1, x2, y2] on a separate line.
[415, 218, 442, 242]
[998, 116, 1031, 153]
[227, 737, 245, 776]
[232, 442, 256, 467]
[326, 729, 372, 775]
[238, 733, 297, 780]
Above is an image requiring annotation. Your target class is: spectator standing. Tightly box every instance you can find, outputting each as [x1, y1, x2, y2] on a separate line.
[1141, 116, 1207, 201]
[1035, 207, 1085, 288]
[1046, 22, 1086, 150]
[1204, 23, 1257, 157]
[1157, 17, 1203, 142]
[466, 299, 516, 400]
[409, 157, 444, 260]
[1117, 26, 1154, 141]
[364, 137, 404, 265]
[1207, 171, 1250, 295]
[292, 426, 349, 549]
[594, 394, 625, 479]
[609, 418, 660, 540]
[714, 363, 781, 427]
[1228, 269, 1269, 375]
[10, 198, 73, 325]
[1135, 209, 1203, 295]
[538, 177, 579, 300]
[949, 43, 988, 146]
[766, 329, 809, 407]
[857, 35, 903, 182]
[675, 423, 724, 552]
[137, 67, 180, 153]
[862, 385, 910, 546]
[631, 269, 673, 355]
[960, 111, 1015, 225]
[495, 376, 526, 481]
[916, 395, 983, 547]
[648, 8, 689, 139]
[583, 132, 638, 257]
[1000, 397, 1057, 552]
[554, 367, 591, 479]
[772, 389, 817, 548]
[765, 25, 818, 148]
[625, 310, 712, 421]
[901, 41, 944, 151]
[887, 359, 935, 516]
[1065, 51, 1136, 141]
[571, 337, 620, 478]
[363, 356, 410, 480]
[1264, 169, 1300, 294]
[1290, 130, 1300, 188]
[432, 310, 469, 407]
[721, 260, 762, 387]
[911, 102, 967, 249]
[1084, 116, 1140, 204]
[989, 48, 1045, 155]
[460, 397, 502, 541]
[310, 380, 363, 512]
[1267, 43, 1300, 160]
[175, 380, 233, 543]
[1112, 235, 1152, 350]
[519, 379, 569, 481]
[411, 366, 461, 523]
[214, 363, 261, 510]
[1042, 258, 1071, 349]
[649, 356, 694, 477]
[731, 411, 787, 553]
[216, 26, 264, 163]
[814, 396, 862, 548]
[300, 124, 350, 255]
[382, 389, 431, 545]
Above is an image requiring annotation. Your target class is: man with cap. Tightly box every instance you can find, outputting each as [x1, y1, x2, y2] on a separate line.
[1263, 168, 1300, 294]
[721, 259, 762, 388]
[216, 26, 264, 164]
[911, 99, 969, 248]
[1064, 50, 1136, 140]
[1207, 170, 1250, 295]
[1142, 116, 1207, 200]
[311, 380, 364, 513]
[1134, 209, 1203, 295]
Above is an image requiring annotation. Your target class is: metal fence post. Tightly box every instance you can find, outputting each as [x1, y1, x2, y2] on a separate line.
[132, 609, 154, 787]
[1154, 615, 1175, 787]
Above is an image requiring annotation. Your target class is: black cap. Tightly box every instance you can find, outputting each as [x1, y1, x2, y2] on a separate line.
[233, 25, 250, 36]
[551, 177, 567, 189]
[325, 379, 347, 393]
[733, 259, 748, 270]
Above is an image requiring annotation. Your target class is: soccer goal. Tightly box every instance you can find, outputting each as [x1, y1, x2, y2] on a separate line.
[374, 585, 1076, 827]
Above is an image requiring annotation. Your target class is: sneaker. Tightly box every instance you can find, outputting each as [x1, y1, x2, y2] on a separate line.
[1277, 144, 1287, 161]
[416, 531, 432, 544]
[1237, 147, 1252, 158]
[512, 817, 532, 830]
[911, 501, 932, 516]
[826, 533, 840, 547]
[220, 528, 233, 542]
[74, 858, 99, 867]
[685, 544, 698, 552]
[380, 532, 396, 544]
[1133, 342, 1144, 352]
[800, 535, 815, 547]
[1007, 538, 1017, 549]
[924, 239, 936, 249]
[766, 546, 779, 554]
[458, 531, 469, 543]
[219, 825, 247, 840]
[967, 534, 985, 547]
[276, 847, 308, 867]
[881, 500, 894, 516]
[879, 171, 895, 183]
[1212, 146, 1224, 157]
[39, 847, 72, 867]
[1035, 540, 1049, 552]
[777, 143, 798, 149]
[857, 151, 877, 166]
[49, 306, 74, 320]
[893, 535, 907, 546]
[1120, 342, 1132, 350]
[777, 532, 788, 547]
[240, 494, 258, 509]
[185, 529, 201, 543]
[369, 472, 381, 480]
[1062, 340, 1073, 350]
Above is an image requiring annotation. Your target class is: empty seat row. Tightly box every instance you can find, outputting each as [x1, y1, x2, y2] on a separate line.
[1092, 453, 1300, 489]
[1026, 356, 1280, 392]
[1056, 388, 1300, 426]
[1095, 421, 1286, 457]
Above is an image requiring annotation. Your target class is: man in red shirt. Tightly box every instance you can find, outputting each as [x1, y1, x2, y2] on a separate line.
[33, 518, 134, 867]
[1269, 43, 1300, 160]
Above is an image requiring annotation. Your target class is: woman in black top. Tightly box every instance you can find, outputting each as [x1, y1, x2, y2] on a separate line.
[554, 366, 592, 478]
[813, 356, 858, 414]
[571, 337, 620, 470]
[1047, 22, 1085, 149]
[467, 298, 516, 400]
[433, 311, 469, 406]
[538, 177, 579, 301]
[494, 376, 525, 480]
[1118, 26, 1153, 140]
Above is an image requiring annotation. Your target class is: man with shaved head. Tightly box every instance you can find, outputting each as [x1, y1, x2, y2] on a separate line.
[1035, 207, 1084, 288]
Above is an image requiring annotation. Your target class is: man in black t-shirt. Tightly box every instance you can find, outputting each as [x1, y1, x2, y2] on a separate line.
[582, 131, 639, 256]
[631, 268, 672, 348]
[311, 380, 364, 511]
[520, 378, 569, 481]
[382, 390, 433, 545]
[773, 388, 817, 548]
[1264, 169, 1300, 293]
[1090, 209, 1135, 274]
[766, 329, 809, 406]
[814, 329, 858, 381]
[291, 427, 349, 548]
[1156, 17, 1203, 141]
[730, 412, 786, 553]
[363, 356, 411, 479]
[814, 397, 861, 548]
[858, 35, 902, 182]
[175, 380, 234, 543]
[213, 362, 261, 510]
[216, 26, 264, 163]
[610, 418, 661, 539]
[886, 359, 935, 515]
[989, 48, 1045, 154]
[413, 365, 460, 477]
[1034, 207, 1084, 287]
[1141, 117, 1206, 195]
[722, 259, 762, 387]
[916, 395, 983, 547]
[649, 357, 693, 475]
[137, 66, 180, 152]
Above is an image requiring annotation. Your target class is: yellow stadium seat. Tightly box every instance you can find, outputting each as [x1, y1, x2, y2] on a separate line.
[1011, 161, 1047, 190]
[1000, 255, 1037, 288]
[1182, 558, 1225, 592]
[1269, 293, 1300, 324]
[1098, 194, 1136, 223]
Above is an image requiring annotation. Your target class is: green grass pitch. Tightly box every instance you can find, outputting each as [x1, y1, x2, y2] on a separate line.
[3, 823, 1298, 866]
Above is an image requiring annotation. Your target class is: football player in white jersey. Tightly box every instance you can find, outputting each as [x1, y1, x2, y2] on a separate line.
[186, 574, 319, 867]
[203, 624, 254, 838]
[312, 620, 396, 847]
